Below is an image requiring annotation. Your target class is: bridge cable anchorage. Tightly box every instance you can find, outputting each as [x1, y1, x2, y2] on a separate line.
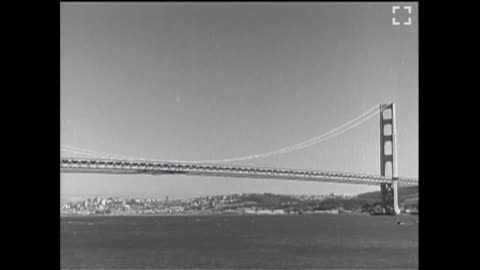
[60, 103, 392, 164]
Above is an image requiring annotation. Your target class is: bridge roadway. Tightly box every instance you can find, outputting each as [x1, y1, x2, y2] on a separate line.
[60, 158, 418, 186]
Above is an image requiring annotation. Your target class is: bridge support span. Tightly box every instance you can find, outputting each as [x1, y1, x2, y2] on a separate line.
[380, 103, 400, 215]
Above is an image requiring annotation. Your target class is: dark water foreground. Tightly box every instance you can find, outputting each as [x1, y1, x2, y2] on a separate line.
[61, 214, 418, 269]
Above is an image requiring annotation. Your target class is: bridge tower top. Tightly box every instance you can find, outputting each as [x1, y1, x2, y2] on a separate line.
[380, 103, 398, 178]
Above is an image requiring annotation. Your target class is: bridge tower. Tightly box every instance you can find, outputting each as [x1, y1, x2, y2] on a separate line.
[379, 103, 400, 215]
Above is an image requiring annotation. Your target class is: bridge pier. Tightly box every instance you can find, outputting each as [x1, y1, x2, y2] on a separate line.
[380, 103, 400, 215]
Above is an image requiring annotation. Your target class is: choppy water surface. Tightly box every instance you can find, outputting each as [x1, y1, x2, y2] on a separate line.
[61, 214, 418, 269]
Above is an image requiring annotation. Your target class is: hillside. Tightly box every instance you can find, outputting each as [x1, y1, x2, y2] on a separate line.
[356, 186, 418, 206]
[61, 187, 419, 216]
[231, 187, 419, 211]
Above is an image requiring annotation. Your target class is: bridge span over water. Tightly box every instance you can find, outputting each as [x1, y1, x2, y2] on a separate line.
[60, 158, 418, 186]
[61, 103, 418, 214]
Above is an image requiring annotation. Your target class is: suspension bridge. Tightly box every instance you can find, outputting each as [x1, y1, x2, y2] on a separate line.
[61, 103, 418, 215]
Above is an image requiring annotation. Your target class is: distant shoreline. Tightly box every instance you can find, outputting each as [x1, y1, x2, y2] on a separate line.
[60, 212, 377, 218]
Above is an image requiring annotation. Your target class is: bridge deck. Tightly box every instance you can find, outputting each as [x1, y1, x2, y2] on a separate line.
[60, 158, 418, 186]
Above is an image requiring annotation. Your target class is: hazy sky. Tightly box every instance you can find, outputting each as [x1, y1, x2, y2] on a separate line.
[61, 2, 418, 200]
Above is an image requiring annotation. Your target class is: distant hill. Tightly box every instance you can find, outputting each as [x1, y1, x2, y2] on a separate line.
[62, 187, 418, 214]
[237, 193, 302, 207]
[227, 187, 418, 211]
[310, 186, 418, 211]
[356, 186, 418, 206]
